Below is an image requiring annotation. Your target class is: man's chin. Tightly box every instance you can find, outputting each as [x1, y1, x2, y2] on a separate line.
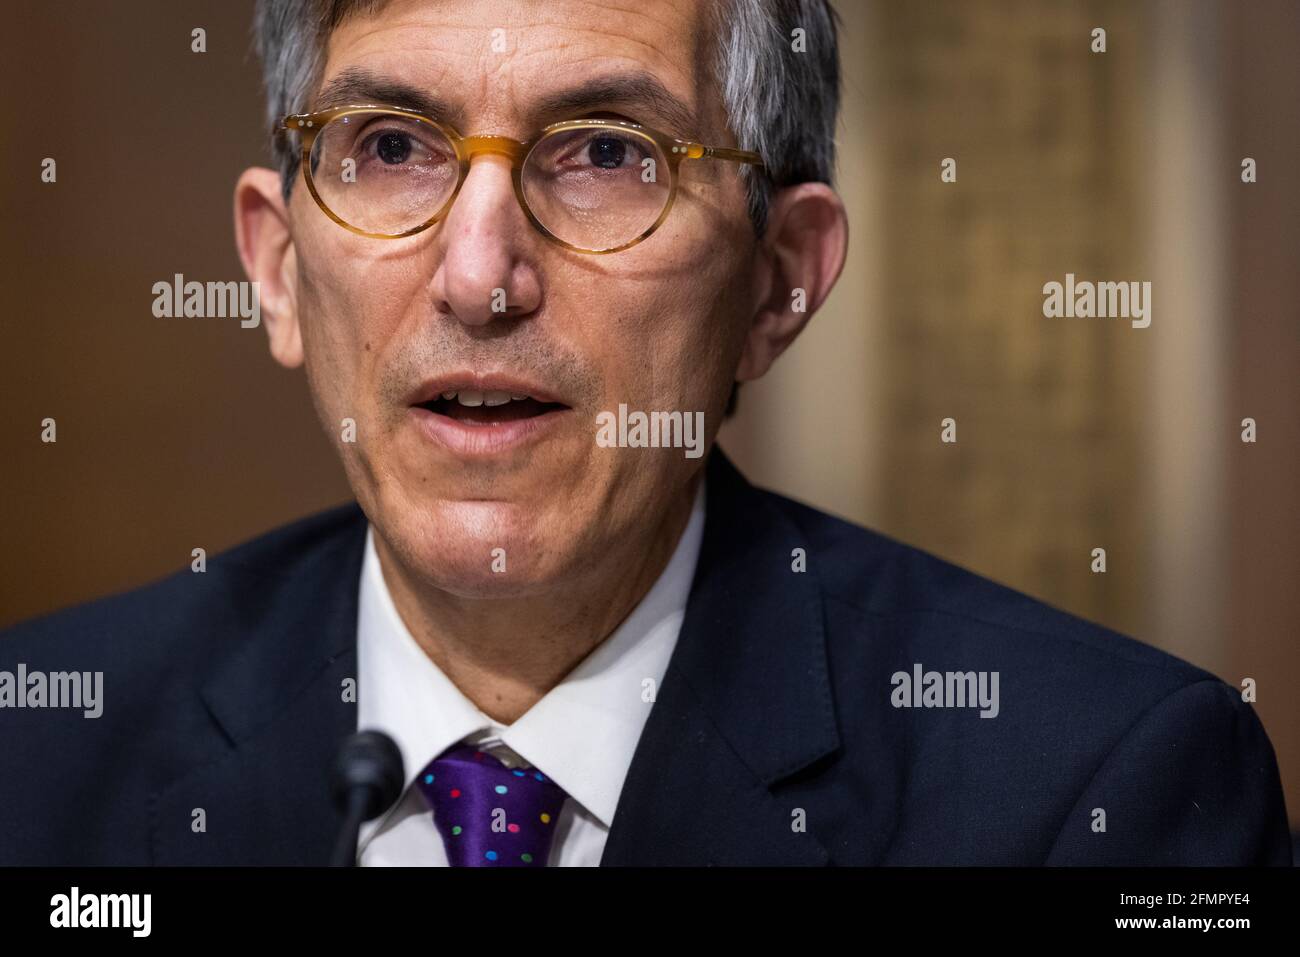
[373, 502, 581, 599]
[393, 548, 583, 601]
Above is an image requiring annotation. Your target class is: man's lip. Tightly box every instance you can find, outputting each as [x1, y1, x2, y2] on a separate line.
[407, 373, 568, 407]
[409, 404, 570, 457]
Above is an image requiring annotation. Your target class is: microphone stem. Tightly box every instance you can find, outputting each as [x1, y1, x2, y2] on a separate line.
[330, 787, 373, 867]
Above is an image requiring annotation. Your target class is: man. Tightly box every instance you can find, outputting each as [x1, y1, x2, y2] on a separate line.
[0, 0, 1289, 866]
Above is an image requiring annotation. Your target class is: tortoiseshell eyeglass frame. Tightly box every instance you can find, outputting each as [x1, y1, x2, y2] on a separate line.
[280, 104, 765, 254]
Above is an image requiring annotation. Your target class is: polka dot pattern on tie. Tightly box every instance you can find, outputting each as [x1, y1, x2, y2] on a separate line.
[415, 743, 569, 867]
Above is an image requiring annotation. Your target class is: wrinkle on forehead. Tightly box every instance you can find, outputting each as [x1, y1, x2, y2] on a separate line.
[319, 0, 727, 139]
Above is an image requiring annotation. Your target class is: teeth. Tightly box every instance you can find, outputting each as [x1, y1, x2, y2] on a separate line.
[432, 389, 536, 406]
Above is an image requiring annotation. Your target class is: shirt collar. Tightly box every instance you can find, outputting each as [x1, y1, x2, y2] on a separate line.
[356, 474, 706, 828]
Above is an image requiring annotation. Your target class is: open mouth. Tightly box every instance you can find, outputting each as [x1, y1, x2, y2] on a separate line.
[416, 390, 569, 425]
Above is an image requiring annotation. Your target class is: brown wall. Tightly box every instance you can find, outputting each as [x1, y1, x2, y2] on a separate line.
[1223, 0, 1300, 832]
[0, 0, 352, 627]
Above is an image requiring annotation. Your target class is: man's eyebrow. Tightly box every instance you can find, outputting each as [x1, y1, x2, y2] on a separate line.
[311, 67, 699, 138]
[312, 67, 466, 128]
[529, 72, 701, 138]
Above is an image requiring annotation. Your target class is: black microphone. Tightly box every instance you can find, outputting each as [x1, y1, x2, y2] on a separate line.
[329, 730, 405, 867]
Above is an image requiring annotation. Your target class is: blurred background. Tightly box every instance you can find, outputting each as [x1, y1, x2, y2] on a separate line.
[1, 1, 1297, 827]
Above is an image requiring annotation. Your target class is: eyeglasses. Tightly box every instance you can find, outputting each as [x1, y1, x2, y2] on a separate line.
[280, 105, 764, 254]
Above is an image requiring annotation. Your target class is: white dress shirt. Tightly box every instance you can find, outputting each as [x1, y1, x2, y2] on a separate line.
[356, 477, 706, 866]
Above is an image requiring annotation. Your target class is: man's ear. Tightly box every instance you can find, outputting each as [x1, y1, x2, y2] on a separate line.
[234, 167, 303, 368]
[736, 182, 848, 382]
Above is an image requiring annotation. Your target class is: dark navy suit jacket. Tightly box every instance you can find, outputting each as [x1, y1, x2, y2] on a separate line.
[0, 449, 1290, 865]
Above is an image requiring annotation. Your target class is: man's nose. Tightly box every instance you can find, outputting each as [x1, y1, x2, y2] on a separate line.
[429, 155, 542, 327]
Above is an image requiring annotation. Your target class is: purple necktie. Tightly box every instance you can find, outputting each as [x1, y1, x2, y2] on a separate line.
[415, 743, 569, 866]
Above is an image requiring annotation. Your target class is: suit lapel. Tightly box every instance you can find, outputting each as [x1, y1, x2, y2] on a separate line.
[152, 508, 367, 865]
[601, 449, 841, 865]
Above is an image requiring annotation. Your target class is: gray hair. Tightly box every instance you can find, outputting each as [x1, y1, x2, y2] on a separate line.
[253, 0, 841, 235]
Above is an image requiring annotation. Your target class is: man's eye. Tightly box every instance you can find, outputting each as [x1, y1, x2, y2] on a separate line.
[586, 135, 628, 169]
[374, 131, 413, 165]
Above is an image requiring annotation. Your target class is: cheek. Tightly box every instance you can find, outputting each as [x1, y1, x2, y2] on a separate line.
[295, 281, 362, 426]
[295, 236, 425, 413]
[597, 259, 746, 413]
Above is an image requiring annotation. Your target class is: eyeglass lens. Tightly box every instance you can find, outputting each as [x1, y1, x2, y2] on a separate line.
[307, 111, 673, 250]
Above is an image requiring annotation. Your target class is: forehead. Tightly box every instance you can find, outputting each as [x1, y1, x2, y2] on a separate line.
[318, 0, 719, 137]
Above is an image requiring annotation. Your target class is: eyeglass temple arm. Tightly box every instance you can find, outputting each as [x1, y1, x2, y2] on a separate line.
[685, 143, 764, 166]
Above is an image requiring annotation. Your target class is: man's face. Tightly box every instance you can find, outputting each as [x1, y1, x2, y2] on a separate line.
[287, 0, 757, 595]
